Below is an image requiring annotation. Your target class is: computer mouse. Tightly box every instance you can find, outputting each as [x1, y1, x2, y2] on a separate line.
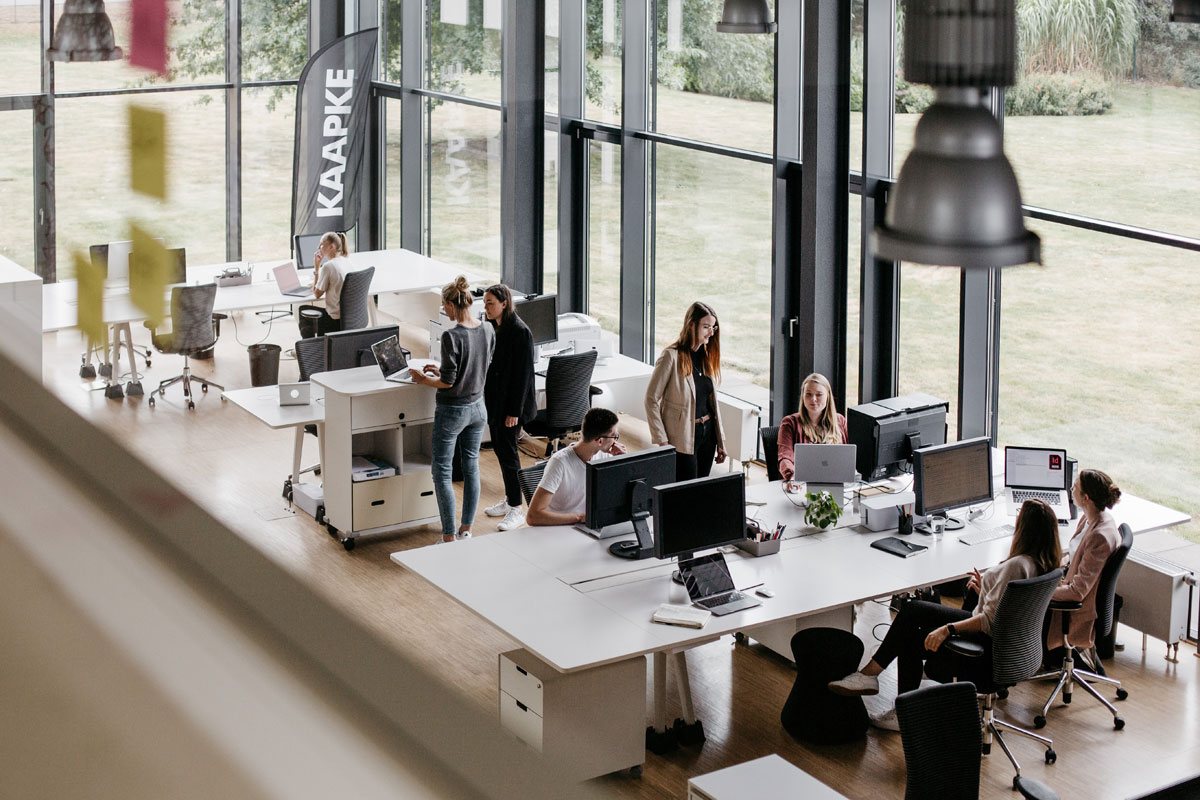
[756, 588, 775, 598]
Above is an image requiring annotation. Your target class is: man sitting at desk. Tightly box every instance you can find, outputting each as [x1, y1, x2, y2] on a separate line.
[527, 408, 627, 526]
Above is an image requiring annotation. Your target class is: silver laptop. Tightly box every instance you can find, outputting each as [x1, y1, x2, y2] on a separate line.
[272, 262, 312, 297]
[679, 553, 761, 616]
[793, 443, 858, 496]
[1004, 446, 1071, 520]
[370, 335, 413, 383]
[278, 382, 310, 406]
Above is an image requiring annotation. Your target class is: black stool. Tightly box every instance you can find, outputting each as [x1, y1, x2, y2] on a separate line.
[781, 627, 869, 744]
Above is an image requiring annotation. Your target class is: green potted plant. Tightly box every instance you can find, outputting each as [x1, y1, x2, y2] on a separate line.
[804, 490, 843, 530]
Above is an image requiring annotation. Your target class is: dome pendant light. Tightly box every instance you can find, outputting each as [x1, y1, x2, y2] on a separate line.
[716, 0, 777, 34]
[48, 0, 124, 62]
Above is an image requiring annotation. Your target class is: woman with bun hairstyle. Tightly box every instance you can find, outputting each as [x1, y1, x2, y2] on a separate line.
[298, 231, 352, 338]
[644, 301, 727, 481]
[411, 276, 495, 543]
[1046, 468, 1123, 650]
[776, 372, 848, 485]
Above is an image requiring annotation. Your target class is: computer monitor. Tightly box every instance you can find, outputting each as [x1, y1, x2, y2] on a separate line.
[515, 294, 558, 346]
[324, 324, 401, 372]
[589, 445, 677, 560]
[89, 244, 109, 278]
[294, 232, 330, 270]
[847, 393, 949, 481]
[913, 436, 993, 532]
[105, 239, 135, 285]
[653, 472, 747, 563]
[166, 247, 187, 284]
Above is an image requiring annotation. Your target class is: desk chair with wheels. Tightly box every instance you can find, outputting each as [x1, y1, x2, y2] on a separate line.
[517, 461, 549, 507]
[147, 284, 224, 409]
[339, 267, 375, 330]
[935, 569, 1064, 787]
[759, 425, 782, 482]
[1031, 523, 1133, 730]
[896, 682, 1059, 800]
[523, 350, 598, 456]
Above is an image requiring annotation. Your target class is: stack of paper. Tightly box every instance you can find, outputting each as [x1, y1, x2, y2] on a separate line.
[651, 603, 711, 629]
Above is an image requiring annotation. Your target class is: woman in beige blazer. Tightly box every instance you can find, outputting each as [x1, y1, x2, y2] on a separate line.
[644, 301, 727, 481]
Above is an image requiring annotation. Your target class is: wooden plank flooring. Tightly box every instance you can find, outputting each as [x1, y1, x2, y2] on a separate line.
[42, 310, 1200, 800]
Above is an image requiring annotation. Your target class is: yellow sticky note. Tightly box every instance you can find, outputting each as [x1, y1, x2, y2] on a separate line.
[130, 225, 169, 327]
[129, 105, 167, 199]
[74, 250, 106, 345]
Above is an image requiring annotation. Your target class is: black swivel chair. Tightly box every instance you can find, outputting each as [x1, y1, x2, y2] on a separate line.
[895, 682, 1059, 800]
[517, 461, 549, 507]
[1031, 523, 1133, 730]
[759, 424, 782, 482]
[147, 284, 224, 409]
[936, 569, 1064, 787]
[523, 350, 598, 456]
[338, 266, 376, 330]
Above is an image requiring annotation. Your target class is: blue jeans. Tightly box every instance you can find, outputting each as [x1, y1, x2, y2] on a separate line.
[431, 398, 487, 536]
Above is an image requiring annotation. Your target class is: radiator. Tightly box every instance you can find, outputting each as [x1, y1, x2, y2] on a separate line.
[1116, 549, 1195, 658]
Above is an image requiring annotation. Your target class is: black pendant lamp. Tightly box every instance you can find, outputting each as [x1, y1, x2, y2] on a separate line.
[716, 0, 777, 34]
[1170, 0, 1200, 22]
[48, 0, 123, 62]
[872, 0, 1039, 269]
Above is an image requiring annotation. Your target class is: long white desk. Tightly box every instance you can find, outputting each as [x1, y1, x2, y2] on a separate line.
[223, 384, 326, 492]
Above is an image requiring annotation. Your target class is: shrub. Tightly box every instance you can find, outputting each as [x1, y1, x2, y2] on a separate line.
[894, 75, 935, 114]
[1005, 72, 1114, 115]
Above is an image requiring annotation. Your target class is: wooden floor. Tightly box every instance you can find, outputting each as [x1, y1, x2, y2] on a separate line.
[43, 307, 1200, 800]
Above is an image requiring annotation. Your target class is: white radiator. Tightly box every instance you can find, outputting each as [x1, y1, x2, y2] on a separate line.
[1116, 549, 1195, 657]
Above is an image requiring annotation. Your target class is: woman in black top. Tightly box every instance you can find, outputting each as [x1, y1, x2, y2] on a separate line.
[481, 285, 538, 530]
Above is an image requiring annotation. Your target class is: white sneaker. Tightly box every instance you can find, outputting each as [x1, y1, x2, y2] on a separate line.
[455, 530, 472, 540]
[497, 506, 526, 531]
[827, 671, 880, 696]
[869, 707, 901, 731]
[484, 500, 511, 517]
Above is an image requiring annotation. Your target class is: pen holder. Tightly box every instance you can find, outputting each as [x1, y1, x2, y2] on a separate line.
[736, 538, 780, 557]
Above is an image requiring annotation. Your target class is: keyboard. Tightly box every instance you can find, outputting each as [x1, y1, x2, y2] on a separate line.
[696, 590, 745, 609]
[958, 524, 1015, 546]
[1011, 489, 1063, 505]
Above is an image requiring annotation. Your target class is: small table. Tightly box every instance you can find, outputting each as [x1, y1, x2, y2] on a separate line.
[223, 383, 325, 503]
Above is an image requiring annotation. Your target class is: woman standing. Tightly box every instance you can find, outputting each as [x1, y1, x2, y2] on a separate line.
[411, 276, 495, 543]
[776, 372, 849, 485]
[481, 285, 537, 531]
[644, 301, 727, 481]
[297, 231, 351, 338]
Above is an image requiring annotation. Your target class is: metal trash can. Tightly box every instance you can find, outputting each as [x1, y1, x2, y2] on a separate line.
[248, 343, 281, 387]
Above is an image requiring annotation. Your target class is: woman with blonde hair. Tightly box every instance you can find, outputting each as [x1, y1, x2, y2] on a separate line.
[412, 276, 495, 543]
[298, 230, 352, 338]
[644, 301, 727, 481]
[776, 372, 848, 485]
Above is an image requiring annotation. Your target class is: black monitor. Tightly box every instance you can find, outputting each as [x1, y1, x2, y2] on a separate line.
[515, 294, 558, 346]
[166, 247, 187, 284]
[294, 232, 330, 270]
[847, 393, 949, 481]
[913, 436, 993, 532]
[653, 472, 747, 563]
[589, 445, 677, 560]
[324, 324, 401, 372]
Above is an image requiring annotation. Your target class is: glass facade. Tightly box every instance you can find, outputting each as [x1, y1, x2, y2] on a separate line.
[584, 0, 622, 124]
[897, 263, 960, 441]
[242, 87, 298, 262]
[426, 0, 502, 100]
[586, 140, 621, 334]
[0, 111, 34, 267]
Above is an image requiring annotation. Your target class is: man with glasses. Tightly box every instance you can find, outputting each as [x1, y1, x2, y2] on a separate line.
[527, 408, 627, 527]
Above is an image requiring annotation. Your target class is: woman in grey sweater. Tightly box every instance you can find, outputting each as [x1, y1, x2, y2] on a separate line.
[412, 276, 495, 543]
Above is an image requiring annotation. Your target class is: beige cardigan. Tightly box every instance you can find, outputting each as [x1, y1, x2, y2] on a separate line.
[643, 348, 726, 456]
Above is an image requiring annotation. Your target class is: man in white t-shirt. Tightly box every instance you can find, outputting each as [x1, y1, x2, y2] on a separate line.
[527, 408, 627, 526]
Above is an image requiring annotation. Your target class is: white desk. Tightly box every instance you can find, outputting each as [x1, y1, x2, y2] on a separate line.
[223, 384, 326, 493]
[0, 256, 42, 381]
[688, 754, 849, 800]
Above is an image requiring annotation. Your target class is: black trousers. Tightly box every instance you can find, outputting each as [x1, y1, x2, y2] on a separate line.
[872, 600, 978, 695]
[298, 306, 341, 339]
[489, 419, 524, 508]
[675, 418, 718, 482]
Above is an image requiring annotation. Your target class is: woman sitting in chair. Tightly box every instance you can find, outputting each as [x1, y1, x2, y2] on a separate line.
[828, 499, 1062, 729]
[776, 372, 848, 487]
[298, 231, 351, 338]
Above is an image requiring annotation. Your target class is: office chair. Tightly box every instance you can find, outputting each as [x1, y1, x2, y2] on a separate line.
[146, 284, 224, 409]
[935, 569, 1064, 787]
[895, 682, 1059, 800]
[517, 460, 549, 507]
[338, 266, 376, 330]
[523, 350, 598, 456]
[759, 424, 782, 482]
[288, 335, 326, 487]
[1031, 523, 1132, 730]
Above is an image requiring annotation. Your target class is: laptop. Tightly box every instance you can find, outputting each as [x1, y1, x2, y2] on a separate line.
[272, 262, 313, 297]
[1003, 446, 1072, 521]
[678, 553, 762, 616]
[370, 335, 414, 383]
[793, 443, 858, 496]
[279, 382, 310, 406]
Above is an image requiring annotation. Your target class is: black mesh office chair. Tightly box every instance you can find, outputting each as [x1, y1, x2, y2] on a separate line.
[895, 682, 1059, 800]
[523, 350, 598, 456]
[338, 266, 375, 330]
[1031, 523, 1133, 730]
[517, 461, 549, 507]
[936, 569, 1064, 787]
[759, 424, 782, 482]
[285, 337, 326, 494]
[147, 284, 224, 409]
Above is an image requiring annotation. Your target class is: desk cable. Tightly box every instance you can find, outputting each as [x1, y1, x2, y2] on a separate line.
[230, 309, 280, 348]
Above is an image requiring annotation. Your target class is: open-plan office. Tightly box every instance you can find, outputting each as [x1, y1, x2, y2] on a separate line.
[3, 0, 1199, 798]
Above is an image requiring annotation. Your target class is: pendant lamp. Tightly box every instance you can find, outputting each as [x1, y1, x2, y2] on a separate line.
[716, 0, 777, 34]
[48, 0, 123, 62]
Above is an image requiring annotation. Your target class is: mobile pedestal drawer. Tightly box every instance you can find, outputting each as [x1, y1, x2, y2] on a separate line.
[351, 475, 406, 530]
[498, 649, 644, 781]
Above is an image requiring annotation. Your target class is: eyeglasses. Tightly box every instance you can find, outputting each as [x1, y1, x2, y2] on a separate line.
[598, 433, 620, 442]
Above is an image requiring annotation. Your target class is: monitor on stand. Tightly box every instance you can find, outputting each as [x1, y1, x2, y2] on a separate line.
[515, 294, 559, 354]
[653, 472, 747, 582]
[913, 437, 993, 533]
[586, 445, 677, 559]
[324, 324, 401, 372]
[294, 232, 331, 270]
[847, 393, 949, 481]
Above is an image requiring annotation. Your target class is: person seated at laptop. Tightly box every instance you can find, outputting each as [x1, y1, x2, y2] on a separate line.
[526, 408, 627, 527]
[777, 372, 848, 488]
[298, 231, 352, 338]
[1044, 468, 1122, 657]
[827, 499, 1062, 730]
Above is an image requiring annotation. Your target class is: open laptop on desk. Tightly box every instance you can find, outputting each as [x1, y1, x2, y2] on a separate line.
[272, 262, 313, 297]
[793, 443, 857, 497]
[678, 553, 761, 616]
[1003, 446, 1072, 521]
[370, 335, 415, 383]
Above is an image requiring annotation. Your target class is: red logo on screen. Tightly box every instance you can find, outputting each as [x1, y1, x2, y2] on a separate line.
[1048, 455, 1062, 470]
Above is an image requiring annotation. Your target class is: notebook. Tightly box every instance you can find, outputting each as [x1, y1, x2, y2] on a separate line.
[370, 335, 413, 383]
[870, 536, 928, 558]
[1003, 446, 1071, 521]
[272, 262, 313, 297]
[651, 603, 711, 629]
[678, 553, 761, 616]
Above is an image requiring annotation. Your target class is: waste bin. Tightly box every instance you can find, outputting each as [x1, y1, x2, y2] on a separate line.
[248, 343, 281, 387]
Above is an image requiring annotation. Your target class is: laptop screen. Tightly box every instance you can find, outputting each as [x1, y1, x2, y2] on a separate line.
[370, 335, 408, 378]
[1005, 447, 1068, 489]
[680, 553, 736, 600]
